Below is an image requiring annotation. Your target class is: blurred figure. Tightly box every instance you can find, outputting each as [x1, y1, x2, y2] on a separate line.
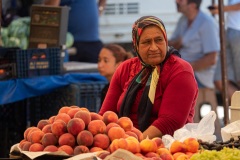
[44, 0, 106, 63]
[169, 0, 220, 89]
[209, 1, 240, 100]
[98, 44, 133, 104]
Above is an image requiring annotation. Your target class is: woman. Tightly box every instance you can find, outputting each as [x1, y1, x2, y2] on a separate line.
[98, 44, 133, 104]
[98, 16, 198, 139]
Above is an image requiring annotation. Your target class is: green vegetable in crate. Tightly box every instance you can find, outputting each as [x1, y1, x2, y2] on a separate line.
[66, 32, 74, 48]
[1, 27, 9, 38]
[1, 17, 30, 49]
[8, 17, 30, 37]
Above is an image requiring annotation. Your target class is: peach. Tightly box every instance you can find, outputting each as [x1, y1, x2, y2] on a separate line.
[89, 147, 103, 152]
[59, 133, 76, 148]
[42, 124, 52, 133]
[97, 151, 111, 159]
[51, 120, 67, 137]
[106, 122, 120, 134]
[125, 136, 140, 154]
[58, 145, 74, 155]
[67, 118, 85, 136]
[107, 126, 125, 142]
[131, 127, 144, 142]
[145, 152, 160, 158]
[58, 106, 71, 114]
[140, 136, 158, 154]
[185, 152, 194, 159]
[19, 139, 27, 149]
[37, 119, 50, 130]
[54, 113, 71, 124]
[160, 153, 174, 160]
[80, 107, 90, 112]
[117, 117, 133, 132]
[92, 133, 110, 150]
[152, 137, 165, 148]
[102, 111, 118, 125]
[87, 120, 106, 136]
[156, 147, 171, 156]
[21, 141, 32, 151]
[48, 116, 56, 124]
[28, 130, 44, 143]
[183, 137, 199, 153]
[135, 153, 146, 159]
[73, 145, 89, 155]
[77, 130, 94, 147]
[41, 133, 58, 147]
[170, 140, 187, 154]
[74, 110, 91, 126]
[109, 138, 128, 153]
[67, 107, 81, 118]
[25, 127, 41, 141]
[29, 143, 44, 152]
[90, 112, 103, 121]
[44, 145, 58, 152]
[125, 131, 138, 139]
[23, 127, 32, 139]
[173, 152, 186, 160]
[175, 154, 188, 160]
[70, 105, 79, 108]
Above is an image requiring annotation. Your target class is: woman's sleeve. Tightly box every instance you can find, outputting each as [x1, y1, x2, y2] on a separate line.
[152, 70, 198, 135]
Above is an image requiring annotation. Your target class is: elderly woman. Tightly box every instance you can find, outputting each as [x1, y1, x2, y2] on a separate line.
[98, 16, 198, 139]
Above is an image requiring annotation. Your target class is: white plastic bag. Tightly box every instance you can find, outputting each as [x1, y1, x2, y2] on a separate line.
[221, 120, 240, 142]
[162, 111, 217, 149]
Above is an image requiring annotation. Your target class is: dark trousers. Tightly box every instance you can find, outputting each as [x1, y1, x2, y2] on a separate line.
[69, 40, 103, 63]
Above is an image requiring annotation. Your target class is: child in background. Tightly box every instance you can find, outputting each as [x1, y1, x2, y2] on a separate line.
[98, 44, 133, 105]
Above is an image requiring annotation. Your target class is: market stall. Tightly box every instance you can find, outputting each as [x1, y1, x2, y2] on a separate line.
[1, 1, 240, 159]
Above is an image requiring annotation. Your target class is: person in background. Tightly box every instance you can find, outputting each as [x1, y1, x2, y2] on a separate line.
[209, 0, 240, 100]
[43, 0, 106, 63]
[169, 0, 220, 90]
[98, 44, 133, 105]
[98, 15, 198, 139]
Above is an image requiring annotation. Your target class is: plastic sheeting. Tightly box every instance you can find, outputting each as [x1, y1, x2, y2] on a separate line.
[0, 73, 107, 105]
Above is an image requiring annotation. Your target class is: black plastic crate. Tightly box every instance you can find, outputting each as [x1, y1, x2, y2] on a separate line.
[0, 63, 17, 80]
[0, 101, 27, 158]
[0, 47, 19, 80]
[28, 84, 79, 126]
[73, 81, 108, 112]
[16, 48, 61, 78]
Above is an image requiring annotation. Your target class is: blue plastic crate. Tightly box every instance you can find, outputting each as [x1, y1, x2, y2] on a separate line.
[16, 47, 61, 78]
[73, 81, 108, 112]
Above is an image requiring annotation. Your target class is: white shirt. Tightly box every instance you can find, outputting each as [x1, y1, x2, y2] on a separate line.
[227, 0, 240, 30]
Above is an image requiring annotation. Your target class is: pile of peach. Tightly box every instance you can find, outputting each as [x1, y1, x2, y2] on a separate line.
[18, 106, 200, 160]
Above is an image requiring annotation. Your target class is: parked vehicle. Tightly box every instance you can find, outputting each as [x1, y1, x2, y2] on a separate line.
[99, 0, 224, 51]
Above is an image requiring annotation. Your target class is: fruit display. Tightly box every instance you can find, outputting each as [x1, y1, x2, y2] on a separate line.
[190, 147, 240, 160]
[19, 105, 230, 160]
[198, 137, 240, 151]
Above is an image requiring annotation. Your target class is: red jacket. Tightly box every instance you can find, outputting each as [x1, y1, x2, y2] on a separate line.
[99, 55, 198, 136]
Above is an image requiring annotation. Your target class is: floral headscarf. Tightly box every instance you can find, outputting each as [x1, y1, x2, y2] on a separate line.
[132, 15, 168, 64]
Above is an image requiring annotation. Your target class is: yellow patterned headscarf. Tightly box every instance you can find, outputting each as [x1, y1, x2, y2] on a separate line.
[132, 15, 168, 64]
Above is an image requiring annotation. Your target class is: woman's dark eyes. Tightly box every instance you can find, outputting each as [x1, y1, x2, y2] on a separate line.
[142, 38, 163, 44]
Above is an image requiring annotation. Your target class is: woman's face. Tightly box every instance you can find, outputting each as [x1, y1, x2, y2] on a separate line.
[138, 25, 167, 66]
[98, 48, 120, 81]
